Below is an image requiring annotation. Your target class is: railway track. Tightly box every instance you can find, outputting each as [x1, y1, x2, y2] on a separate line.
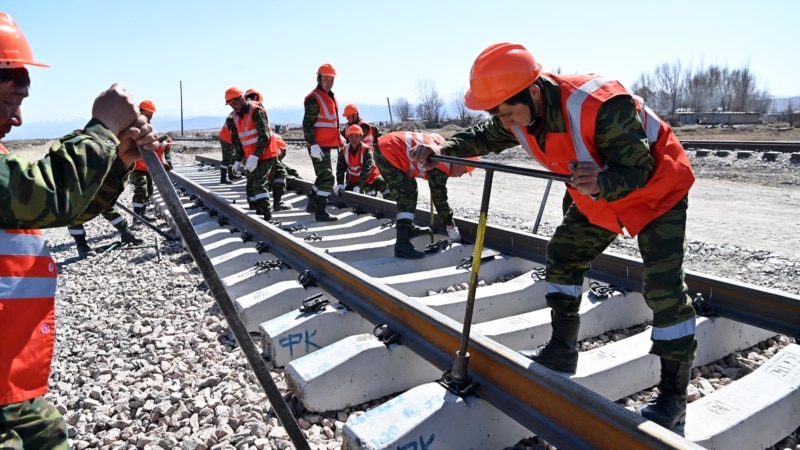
[148, 155, 800, 449]
[172, 137, 800, 154]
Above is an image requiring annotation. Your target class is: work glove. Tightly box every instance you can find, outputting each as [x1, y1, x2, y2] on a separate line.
[245, 155, 258, 172]
[232, 161, 241, 173]
[309, 144, 323, 161]
[163, 162, 172, 172]
[352, 186, 360, 194]
[334, 184, 345, 195]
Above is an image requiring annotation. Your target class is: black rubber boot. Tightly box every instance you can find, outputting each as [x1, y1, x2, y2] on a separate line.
[305, 190, 317, 214]
[519, 310, 580, 373]
[134, 206, 155, 223]
[220, 168, 231, 184]
[314, 196, 338, 222]
[273, 185, 291, 211]
[638, 358, 691, 429]
[394, 220, 425, 259]
[410, 224, 432, 237]
[116, 222, 144, 245]
[72, 234, 96, 259]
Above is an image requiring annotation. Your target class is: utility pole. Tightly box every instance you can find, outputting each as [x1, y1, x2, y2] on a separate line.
[180, 81, 184, 136]
[386, 97, 393, 127]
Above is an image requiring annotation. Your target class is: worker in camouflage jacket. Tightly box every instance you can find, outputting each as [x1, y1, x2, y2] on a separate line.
[129, 100, 172, 222]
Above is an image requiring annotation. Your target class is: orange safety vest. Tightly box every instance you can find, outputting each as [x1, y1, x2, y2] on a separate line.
[0, 144, 58, 405]
[378, 132, 452, 179]
[219, 123, 232, 145]
[342, 143, 380, 184]
[348, 119, 376, 149]
[232, 102, 279, 160]
[510, 73, 694, 236]
[305, 88, 340, 147]
[133, 137, 169, 172]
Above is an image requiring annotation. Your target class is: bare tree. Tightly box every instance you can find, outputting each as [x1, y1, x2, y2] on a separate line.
[451, 88, 473, 127]
[653, 61, 684, 120]
[415, 79, 445, 127]
[393, 97, 412, 122]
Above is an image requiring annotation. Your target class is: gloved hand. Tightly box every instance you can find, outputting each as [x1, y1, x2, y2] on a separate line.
[309, 144, 323, 161]
[163, 162, 172, 172]
[334, 184, 345, 195]
[232, 161, 241, 173]
[352, 186, 360, 194]
[245, 155, 258, 172]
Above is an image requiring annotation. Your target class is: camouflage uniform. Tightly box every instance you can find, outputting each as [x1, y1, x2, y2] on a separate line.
[131, 135, 172, 210]
[374, 144, 454, 228]
[0, 396, 69, 450]
[439, 74, 696, 363]
[302, 91, 337, 199]
[220, 114, 239, 169]
[227, 103, 275, 216]
[1, 122, 130, 449]
[335, 143, 393, 197]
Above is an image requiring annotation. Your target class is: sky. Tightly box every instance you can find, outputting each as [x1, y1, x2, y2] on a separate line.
[6, 0, 799, 134]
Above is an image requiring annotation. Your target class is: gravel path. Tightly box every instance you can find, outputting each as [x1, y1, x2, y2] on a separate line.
[40, 149, 799, 450]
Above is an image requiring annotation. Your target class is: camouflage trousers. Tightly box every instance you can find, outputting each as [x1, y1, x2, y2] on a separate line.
[247, 157, 277, 213]
[545, 195, 697, 363]
[309, 147, 336, 195]
[67, 204, 125, 233]
[266, 159, 290, 191]
[221, 147, 238, 169]
[375, 151, 454, 227]
[130, 170, 153, 207]
[0, 396, 69, 450]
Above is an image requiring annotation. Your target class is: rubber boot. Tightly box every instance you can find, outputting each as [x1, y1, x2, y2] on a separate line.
[314, 196, 338, 222]
[72, 234, 96, 259]
[135, 205, 155, 222]
[273, 185, 291, 211]
[410, 224, 432, 237]
[116, 222, 144, 245]
[638, 358, 691, 429]
[220, 168, 231, 184]
[305, 190, 317, 214]
[394, 220, 425, 259]
[519, 310, 580, 373]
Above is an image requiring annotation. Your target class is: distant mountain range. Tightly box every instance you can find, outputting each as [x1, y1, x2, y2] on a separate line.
[8, 104, 399, 140]
[9, 97, 800, 141]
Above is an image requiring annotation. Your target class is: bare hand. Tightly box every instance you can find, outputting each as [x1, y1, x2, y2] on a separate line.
[116, 115, 159, 167]
[409, 144, 442, 171]
[569, 160, 601, 195]
[91, 83, 139, 136]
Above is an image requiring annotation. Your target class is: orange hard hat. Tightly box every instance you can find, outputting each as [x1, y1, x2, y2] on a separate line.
[316, 63, 336, 77]
[139, 100, 156, 113]
[464, 43, 542, 111]
[225, 86, 243, 104]
[244, 88, 263, 103]
[0, 13, 49, 68]
[345, 124, 363, 137]
[343, 104, 359, 117]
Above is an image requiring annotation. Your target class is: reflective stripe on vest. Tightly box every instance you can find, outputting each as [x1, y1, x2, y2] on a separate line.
[0, 231, 58, 299]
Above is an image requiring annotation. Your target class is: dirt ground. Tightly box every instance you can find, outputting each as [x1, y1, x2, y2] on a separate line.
[5, 123, 800, 262]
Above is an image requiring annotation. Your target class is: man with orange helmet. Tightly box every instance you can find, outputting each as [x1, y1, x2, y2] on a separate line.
[0, 12, 159, 449]
[224, 86, 280, 220]
[302, 63, 340, 221]
[376, 131, 471, 259]
[341, 103, 381, 150]
[410, 42, 697, 430]
[130, 99, 173, 222]
[244, 88, 291, 210]
[336, 124, 393, 198]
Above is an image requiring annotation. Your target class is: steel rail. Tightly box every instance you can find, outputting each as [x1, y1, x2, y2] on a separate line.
[168, 169, 703, 449]
[680, 140, 800, 152]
